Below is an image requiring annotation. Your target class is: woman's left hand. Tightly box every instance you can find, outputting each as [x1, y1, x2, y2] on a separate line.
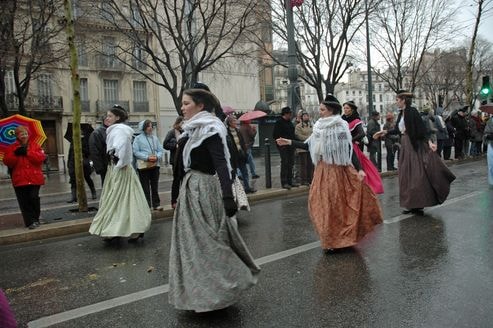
[357, 170, 366, 181]
[428, 140, 437, 152]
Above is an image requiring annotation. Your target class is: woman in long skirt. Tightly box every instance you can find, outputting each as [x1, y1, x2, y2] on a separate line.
[89, 105, 151, 242]
[169, 89, 259, 312]
[393, 91, 456, 215]
[277, 95, 383, 251]
[342, 101, 384, 194]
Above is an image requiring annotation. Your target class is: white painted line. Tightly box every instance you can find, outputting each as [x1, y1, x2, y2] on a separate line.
[28, 190, 485, 327]
[383, 190, 483, 224]
[28, 241, 320, 328]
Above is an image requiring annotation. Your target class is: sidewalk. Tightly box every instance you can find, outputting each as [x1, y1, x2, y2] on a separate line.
[0, 153, 484, 246]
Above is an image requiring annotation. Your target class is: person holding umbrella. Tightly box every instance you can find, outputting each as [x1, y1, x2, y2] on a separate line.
[3, 126, 46, 229]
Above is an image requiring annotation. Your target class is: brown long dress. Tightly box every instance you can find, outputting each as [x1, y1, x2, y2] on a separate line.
[399, 134, 455, 209]
[308, 161, 383, 249]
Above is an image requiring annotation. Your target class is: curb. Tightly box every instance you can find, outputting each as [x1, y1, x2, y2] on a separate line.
[0, 155, 485, 246]
[0, 186, 309, 246]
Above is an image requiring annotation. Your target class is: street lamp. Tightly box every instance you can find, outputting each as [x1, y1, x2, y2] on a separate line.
[286, 0, 302, 112]
[365, 0, 374, 114]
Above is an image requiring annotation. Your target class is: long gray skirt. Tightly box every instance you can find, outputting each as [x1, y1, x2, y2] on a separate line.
[168, 170, 260, 312]
[399, 135, 455, 209]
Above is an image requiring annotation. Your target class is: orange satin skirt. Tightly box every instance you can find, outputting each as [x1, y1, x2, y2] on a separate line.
[308, 162, 383, 249]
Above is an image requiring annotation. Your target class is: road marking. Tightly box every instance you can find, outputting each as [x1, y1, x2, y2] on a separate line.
[383, 190, 483, 224]
[28, 241, 321, 328]
[28, 189, 486, 327]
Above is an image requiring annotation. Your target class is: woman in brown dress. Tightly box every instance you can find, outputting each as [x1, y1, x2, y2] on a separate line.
[276, 95, 383, 251]
[394, 91, 455, 215]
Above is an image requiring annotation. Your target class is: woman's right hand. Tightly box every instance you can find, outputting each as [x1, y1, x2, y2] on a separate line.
[357, 170, 366, 181]
[276, 138, 291, 146]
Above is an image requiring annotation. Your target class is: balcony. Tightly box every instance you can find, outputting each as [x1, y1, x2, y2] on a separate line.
[6, 94, 63, 112]
[133, 101, 149, 112]
[96, 100, 130, 113]
[96, 55, 124, 71]
[71, 100, 91, 112]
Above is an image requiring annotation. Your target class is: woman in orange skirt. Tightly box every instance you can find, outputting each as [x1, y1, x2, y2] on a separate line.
[276, 95, 383, 251]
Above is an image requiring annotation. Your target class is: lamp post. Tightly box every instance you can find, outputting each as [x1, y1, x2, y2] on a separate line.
[286, 0, 302, 112]
[365, 0, 373, 113]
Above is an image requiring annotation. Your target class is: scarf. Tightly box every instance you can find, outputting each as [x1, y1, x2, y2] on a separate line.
[305, 115, 353, 166]
[106, 123, 134, 169]
[180, 111, 232, 177]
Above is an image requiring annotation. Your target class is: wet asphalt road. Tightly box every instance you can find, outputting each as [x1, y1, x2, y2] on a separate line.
[1, 159, 492, 328]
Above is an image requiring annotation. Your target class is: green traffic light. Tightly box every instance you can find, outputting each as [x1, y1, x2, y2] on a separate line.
[481, 87, 490, 95]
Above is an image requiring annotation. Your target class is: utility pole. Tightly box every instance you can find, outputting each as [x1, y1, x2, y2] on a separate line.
[365, 0, 374, 114]
[286, 0, 301, 112]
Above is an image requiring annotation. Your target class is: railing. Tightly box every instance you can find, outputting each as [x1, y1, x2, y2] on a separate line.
[95, 55, 124, 70]
[96, 100, 130, 113]
[6, 94, 63, 112]
[71, 100, 91, 112]
[133, 101, 149, 112]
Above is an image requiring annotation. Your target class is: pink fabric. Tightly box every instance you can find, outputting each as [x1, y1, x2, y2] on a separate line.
[348, 119, 363, 131]
[353, 144, 384, 194]
[0, 289, 17, 328]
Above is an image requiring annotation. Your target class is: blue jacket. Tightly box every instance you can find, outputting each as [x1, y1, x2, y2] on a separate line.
[132, 132, 164, 165]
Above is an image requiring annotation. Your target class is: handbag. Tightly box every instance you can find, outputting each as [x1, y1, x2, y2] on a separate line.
[136, 158, 157, 170]
[232, 177, 250, 211]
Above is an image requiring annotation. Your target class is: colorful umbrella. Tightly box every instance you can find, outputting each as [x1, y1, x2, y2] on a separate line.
[0, 114, 47, 160]
[222, 105, 235, 115]
[238, 110, 267, 122]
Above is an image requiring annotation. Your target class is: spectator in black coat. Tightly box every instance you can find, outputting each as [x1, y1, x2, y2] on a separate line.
[89, 121, 108, 186]
[163, 116, 184, 168]
[273, 106, 298, 189]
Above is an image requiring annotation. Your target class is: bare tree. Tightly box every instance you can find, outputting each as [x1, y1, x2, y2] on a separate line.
[419, 48, 467, 110]
[371, 0, 457, 94]
[63, 0, 89, 211]
[465, 0, 493, 108]
[82, 0, 257, 115]
[0, 0, 66, 117]
[266, 0, 377, 101]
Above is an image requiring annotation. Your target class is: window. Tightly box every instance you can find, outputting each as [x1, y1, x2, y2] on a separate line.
[379, 94, 383, 102]
[38, 74, 53, 97]
[131, 7, 143, 26]
[5, 71, 15, 94]
[132, 44, 146, 69]
[133, 81, 147, 102]
[102, 37, 116, 68]
[80, 78, 88, 101]
[103, 79, 118, 101]
[77, 39, 88, 67]
[100, 2, 113, 21]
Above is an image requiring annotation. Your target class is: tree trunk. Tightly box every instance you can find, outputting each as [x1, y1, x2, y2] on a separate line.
[465, 0, 484, 111]
[64, 0, 88, 212]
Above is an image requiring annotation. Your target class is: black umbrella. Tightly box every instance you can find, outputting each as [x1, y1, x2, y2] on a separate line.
[64, 123, 94, 143]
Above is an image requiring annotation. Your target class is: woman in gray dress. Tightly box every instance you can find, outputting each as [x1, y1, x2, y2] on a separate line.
[169, 88, 260, 312]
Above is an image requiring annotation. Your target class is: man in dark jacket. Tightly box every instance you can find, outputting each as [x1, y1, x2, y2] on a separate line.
[89, 121, 108, 186]
[273, 106, 297, 189]
[451, 107, 469, 160]
[366, 111, 382, 171]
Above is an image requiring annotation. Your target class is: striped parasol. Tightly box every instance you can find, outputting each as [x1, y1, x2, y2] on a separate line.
[0, 114, 47, 160]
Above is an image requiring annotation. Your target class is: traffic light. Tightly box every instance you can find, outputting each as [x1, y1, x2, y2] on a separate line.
[480, 76, 492, 104]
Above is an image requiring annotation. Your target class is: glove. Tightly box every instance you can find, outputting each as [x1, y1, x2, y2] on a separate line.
[14, 146, 27, 156]
[223, 196, 238, 218]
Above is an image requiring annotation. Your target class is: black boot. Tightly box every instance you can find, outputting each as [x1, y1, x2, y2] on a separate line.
[67, 186, 77, 203]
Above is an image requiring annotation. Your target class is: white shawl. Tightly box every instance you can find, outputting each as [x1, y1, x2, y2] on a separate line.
[305, 115, 353, 166]
[180, 111, 233, 177]
[106, 123, 134, 169]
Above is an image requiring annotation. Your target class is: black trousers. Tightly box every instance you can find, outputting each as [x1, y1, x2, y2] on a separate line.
[278, 146, 295, 186]
[14, 185, 41, 227]
[138, 166, 161, 208]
